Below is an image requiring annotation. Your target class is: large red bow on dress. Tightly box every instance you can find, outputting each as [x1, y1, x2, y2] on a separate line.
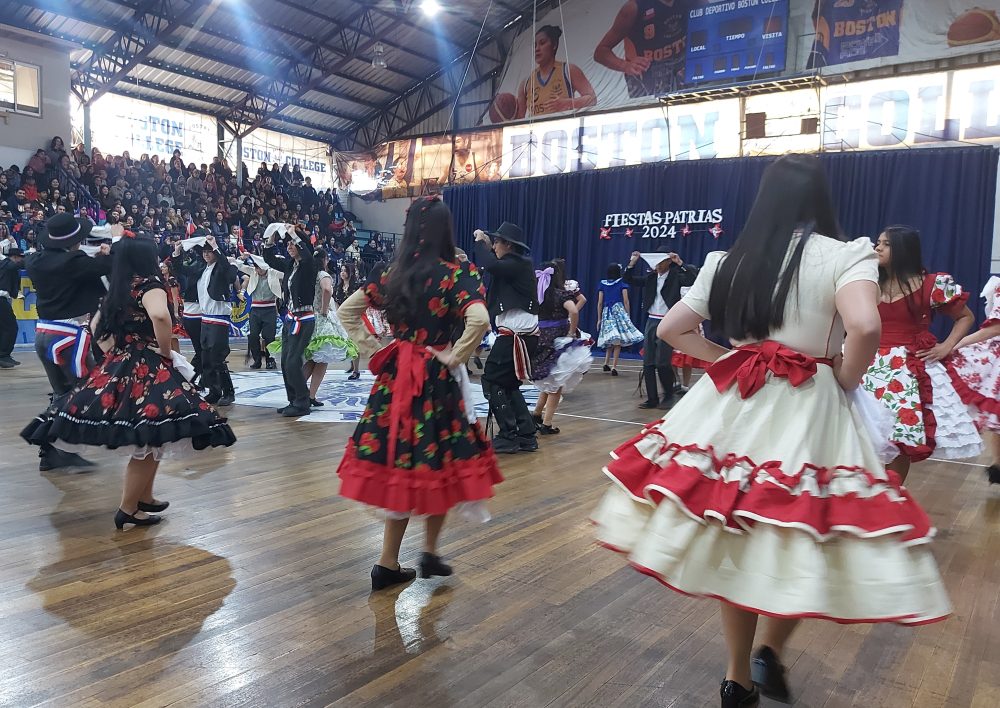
[707, 341, 831, 399]
[369, 339, 436, 467]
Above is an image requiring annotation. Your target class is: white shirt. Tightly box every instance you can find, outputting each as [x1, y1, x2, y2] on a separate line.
[197, 262, 232, 316]
[649, 272, 669, 318]
[496, 308, 538, 332]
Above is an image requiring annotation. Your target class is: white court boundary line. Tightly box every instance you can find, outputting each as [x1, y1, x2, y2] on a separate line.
[552, 411, 984, 468]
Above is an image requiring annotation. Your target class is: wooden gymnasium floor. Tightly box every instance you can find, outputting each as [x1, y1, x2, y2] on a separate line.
[0, 349, 998, 708]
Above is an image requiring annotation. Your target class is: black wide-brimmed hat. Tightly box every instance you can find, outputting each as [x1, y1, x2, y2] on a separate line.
[40, 212, 92, 249]
[486, 222, 529, 252]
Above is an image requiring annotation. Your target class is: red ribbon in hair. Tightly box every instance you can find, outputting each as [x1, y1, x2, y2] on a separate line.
[707, 341, 832, 399]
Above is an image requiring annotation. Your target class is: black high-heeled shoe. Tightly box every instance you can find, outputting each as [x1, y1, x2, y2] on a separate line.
[371, 563, 416, 591]
[751, 646, 791, 702]
[137, 499, 169, 513]
[720, 680, 760, 707]
[419, 552, 453, 579]
[986, 464, 1000, 485]
[538, 424, 560, 435]
[310, 398, 324, 407]
[348, 371, 361, 381]
[603, 364, 611, 372]
[114, 508, 162, 530]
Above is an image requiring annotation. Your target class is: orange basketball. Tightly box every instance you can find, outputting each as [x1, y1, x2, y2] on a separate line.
[947, 7, 1000, 47]
[489, 92, 517, 123]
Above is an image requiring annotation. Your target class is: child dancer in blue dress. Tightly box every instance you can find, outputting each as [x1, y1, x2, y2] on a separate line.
[596, 263, 643, 375]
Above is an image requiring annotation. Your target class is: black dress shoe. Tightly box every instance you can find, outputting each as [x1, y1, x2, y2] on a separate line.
[603, 364, 611, 372]
[0, 355, 19, 367]
[138, 499, 170, 513]
[611, 368, 619, 377]
[638, 400, 659, 409]
[114, 508, 162, 530]
[39, 448, 97, 472]
[249, 362, 262, 370]
[518, 437, 539, 452]
[531, 412, 543, 426]
[371, 563, 417, 591]
[751, 646, 791, 703]
[986, 465, 1000, 485]
[538, 424, 560, 435]
[720, 680, 759, 707]
[282, 405, 311, 417]
[419, 552, 453, 579]
[348, 371, 361, 381]
[265, 358, 277, 370]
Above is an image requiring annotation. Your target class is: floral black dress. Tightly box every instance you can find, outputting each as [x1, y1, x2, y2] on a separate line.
[336, 262, 502, 516]
[21, 276, 236, 456]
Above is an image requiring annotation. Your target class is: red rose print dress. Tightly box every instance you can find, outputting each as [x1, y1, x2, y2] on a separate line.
[947, 276, 1000, 432]
[861, 273, 982, 461]
[21, 276, 236, 459]
[336, 262, 502, 517]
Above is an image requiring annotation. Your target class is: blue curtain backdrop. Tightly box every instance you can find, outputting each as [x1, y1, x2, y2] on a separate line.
[445, 147, 999, 339]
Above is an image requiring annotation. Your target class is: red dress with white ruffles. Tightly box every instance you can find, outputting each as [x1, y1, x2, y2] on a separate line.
[593, 237, 951, 625]
[861, 273, 982, 461]
[947, 276, 1000, 432]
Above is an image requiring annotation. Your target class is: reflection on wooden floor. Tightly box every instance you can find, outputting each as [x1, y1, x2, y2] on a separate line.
[1, 353, 998, 707]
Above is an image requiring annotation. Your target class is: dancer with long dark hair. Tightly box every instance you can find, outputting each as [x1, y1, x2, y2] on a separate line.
[22, 235, 236, 528]
[592, 155, 950, 708]
[334, 260, 363, 380]
[336, 196, 499, 591]
[862, 226, 981, 482]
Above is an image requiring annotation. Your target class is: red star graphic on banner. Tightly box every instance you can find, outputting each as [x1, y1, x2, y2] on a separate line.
[625, 227, 634, 238]
[681, 225, 692, 237]
[710, 223, 724, 239]
[599, 226, 612, 240]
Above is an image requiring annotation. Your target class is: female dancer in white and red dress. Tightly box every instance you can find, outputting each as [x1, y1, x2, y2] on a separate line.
[947, 275, 1000, 483]
[592, 155, 950, 708]
[22, 235, 236, 528]
[862, 226, 981, 482]
[336, 196, 500, 591]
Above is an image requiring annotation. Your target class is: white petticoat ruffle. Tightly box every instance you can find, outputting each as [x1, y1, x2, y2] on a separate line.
[533, 337, 593, 394]
[926, 360, 984, 459]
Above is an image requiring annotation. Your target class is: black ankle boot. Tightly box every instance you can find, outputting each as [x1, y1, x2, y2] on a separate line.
[419, 552, 453, 579]
[720, 679, 759, 707]
[371, 563, 416, 591]
[751, 646, 791, 702]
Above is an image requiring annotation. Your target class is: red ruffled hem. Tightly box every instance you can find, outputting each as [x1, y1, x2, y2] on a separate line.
[337, 440, 504, 516]
[594, 539, 948, 626]
[945, 360, 1000, 419]
[670, 351, 710, 370]
[607, 431, 933, 544]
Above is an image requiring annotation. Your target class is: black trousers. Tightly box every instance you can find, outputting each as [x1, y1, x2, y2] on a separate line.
[482, 334, 538, 443]
[0, 297, 16, 357]
[248, 306, 277, 365]
[183, 314, 203, 378]
[642, 316, 674, 404]
[200, 321, 234, 397]
[280, 318, 315, 408]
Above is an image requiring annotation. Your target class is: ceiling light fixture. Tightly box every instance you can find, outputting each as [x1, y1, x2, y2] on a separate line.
[372, 42, 387, 70]
[421, 0, 442, 17]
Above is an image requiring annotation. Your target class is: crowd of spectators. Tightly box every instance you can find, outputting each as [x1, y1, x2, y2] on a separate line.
[0, 136, 395, 270]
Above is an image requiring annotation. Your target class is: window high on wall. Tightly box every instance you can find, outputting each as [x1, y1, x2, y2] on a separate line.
[0, 59, 41, 116]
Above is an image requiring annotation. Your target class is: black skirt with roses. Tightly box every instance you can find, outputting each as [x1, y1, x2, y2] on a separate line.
[22, 332, 236, 452]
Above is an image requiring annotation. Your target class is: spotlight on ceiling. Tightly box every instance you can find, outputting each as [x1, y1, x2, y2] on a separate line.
[421, 0, 442, 17]
[372, 42, 387, 70]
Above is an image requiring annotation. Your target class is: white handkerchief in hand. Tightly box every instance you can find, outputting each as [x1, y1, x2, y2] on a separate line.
[170, 350, 196, 382]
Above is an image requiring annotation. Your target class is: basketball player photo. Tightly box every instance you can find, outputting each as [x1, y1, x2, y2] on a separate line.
[514, 25, 597, 119]
[595, 0, 691, 98]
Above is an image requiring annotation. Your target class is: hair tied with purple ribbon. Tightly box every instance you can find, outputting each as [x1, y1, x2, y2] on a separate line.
[535, 267, 554, 302]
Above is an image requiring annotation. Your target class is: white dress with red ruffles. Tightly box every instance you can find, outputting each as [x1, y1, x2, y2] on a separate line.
[948, 276, 1000, 432]
[592, 237, 951, 625]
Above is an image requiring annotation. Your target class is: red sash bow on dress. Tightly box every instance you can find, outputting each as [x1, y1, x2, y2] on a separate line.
[707, 341, 832, 399]
[369, 339, 444, 466]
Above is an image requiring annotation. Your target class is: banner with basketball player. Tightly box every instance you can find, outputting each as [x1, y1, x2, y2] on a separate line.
[811, 0, 1000, 68]
[483, 0, 791, 125]
[334, 130, 503, 199]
